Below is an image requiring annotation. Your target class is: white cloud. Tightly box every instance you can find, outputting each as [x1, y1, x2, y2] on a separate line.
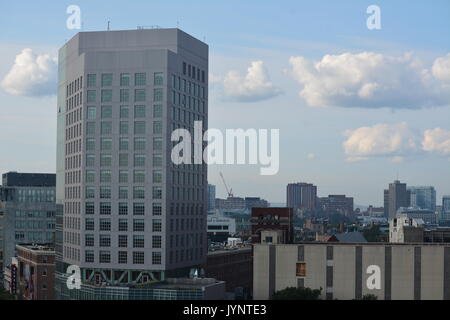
[222, 60, 282, 102]
[289, 52, 450, 109]
[1, 48, 57, 96]
[432, 54, 450, 83]
[422, 128, 450, 155]
[343, 123, 419, 161]
[306, 153, 316, 159]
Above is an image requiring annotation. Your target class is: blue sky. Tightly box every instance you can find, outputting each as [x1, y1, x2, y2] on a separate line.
[0, 0, 449, 206]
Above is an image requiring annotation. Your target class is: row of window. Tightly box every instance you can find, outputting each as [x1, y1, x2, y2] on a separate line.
[86, 137, 163, 151]
[15, 220, 55, 230]
[85, 186, 162, 199]
[181, 62, 206, 83]
[86, 153, 163, 167]
[85, 120, 163, 135]
[87, 105, 162, 119]
[85, 170, 162, 184]
[84, 250, 161, 265]
[84, 218, 162, 232]
[86, 88, 163, 103]
[87, 72, 164, 88]
[84, 202, 162, 216]
[84, 234, 162, 248]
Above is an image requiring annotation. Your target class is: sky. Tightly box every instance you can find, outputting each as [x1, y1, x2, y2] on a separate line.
[0, 0, 449, 206]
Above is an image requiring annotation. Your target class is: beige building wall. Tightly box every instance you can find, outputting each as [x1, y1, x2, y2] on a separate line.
[361, 246, 385, 299]
[421, 246, 444, 300]
[333, 246, 356, 300]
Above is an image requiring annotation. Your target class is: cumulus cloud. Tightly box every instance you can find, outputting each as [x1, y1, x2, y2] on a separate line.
[289, 52, 450, 109]
[343, 123, 420, 161]
[222, 61, 282, 102]
[1, 48, 57, 96]
[422, 128, 450, 155]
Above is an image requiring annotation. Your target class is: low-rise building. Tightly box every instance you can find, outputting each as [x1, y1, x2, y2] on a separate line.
[251, 207, 294, 244]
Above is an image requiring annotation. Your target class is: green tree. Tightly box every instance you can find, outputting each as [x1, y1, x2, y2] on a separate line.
[0, 288, 15, 300]
[361, 294, 378, 300]
[272, 287, 322, 300]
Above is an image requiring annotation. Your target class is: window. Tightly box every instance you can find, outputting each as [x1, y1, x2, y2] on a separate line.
[120, 121, 129, 135]
[134, 137, 146, 151]
[119, 153, 128, 167]
[133, 203, 145, 216]
[99, 219, 111, 231]
[99, 251, 111, 263]
[118, 219, 128, 232]
[153, 104, 162, 118]
[118, 251, 128, 264]
[85, 234, 94, 247]
[85, 250, 94, 263]
[133, 251, 145, 264]
[85, 170, 95, 183]
[100, 138, 112, 151]
[120, 89, 129, 102]
[99, 234, 111, 247]
[133, 219, 145, 232]
[134, 170, 145, 183]
[153, 137, 162, 151]
[153, 88, 163, 102]
[135, 73, 146, 86]
[119, 170, 128, 183]
[87, 90, 96, 103]
[134, 121, 146, 134]
[152, 252, 162, 265]
[85, 186, 95, 199]
[120, 73, 130, 86]
[153, 121, 162, 134]
[86, 122, 95, 135]
[100, 186, 111, 199]
[100, 170, 111, 183]
[153, 154, 162, 167]
[119, 186, 128, 199]
[134, 89, 146, 102]
[118, 203, 128, 215]
[101, 73, 113, 86]
[120, 105, 129, 118]
[86, 138, 95, 151]
[152, 203, 162, 216]
[134, 105, 146, 118]
[154, 72, 164, 86]
[133, 186, 145, 199]
[296, 263, 307, 277]
[133, 235, 145, 248]
[152, 235, 162, 248]
[118, 235, 128, 248]
[152, 187, 162, 199]
[134, 154, 146, 166]
[101, 122, 112, 135]
[100, 202, 111, 215]
[153, 170, 162, 183]
[85, 202, 95, 215]
[87, 106, 96, 119]
[100, 154, 112, 166]
[101, 105, 112, 118]
[152, 219, 162, 232]
[101, 90, 112, 102]
[87, 74, 96, 87]
[85, 218, 94, 231]
[182, 62, 186, 75]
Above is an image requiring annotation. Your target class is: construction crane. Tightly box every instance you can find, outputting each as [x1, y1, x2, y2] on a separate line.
[219, 172, 233, 198]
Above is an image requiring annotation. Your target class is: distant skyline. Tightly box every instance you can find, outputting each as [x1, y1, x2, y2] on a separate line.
[0, 0, 449, 206]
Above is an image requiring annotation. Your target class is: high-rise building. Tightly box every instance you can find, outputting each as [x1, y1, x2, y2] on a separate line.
[286, 183, 317, 211]
[55, 28, 209, 299]
[207, 184, 216, 211]
[408, 186, 436, 211]
[0, 172, 56, 286]
[317, 195, 354, 217]
[384, 180, 409, 219]
[441, 196, 450, 221]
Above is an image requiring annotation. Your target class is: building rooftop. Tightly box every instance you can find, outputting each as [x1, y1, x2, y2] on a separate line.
[2, 172, 56, 187]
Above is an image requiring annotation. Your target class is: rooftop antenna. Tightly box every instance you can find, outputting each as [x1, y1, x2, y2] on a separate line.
[107, 20, 110, 31]
[177, 20, 179, 28]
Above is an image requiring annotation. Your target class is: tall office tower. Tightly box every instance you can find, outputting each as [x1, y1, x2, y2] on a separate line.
[286, 183, 317, 211]
[207, 184, 216, 212]
[0, 172, 56, 286]
[55, 29, 208, 299]
[442, 196, 450, 222]
[384, 180, 409, 219]
[408, 186, 436, 211]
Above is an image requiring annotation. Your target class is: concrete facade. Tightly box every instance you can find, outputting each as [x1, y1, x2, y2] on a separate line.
[253, 243, 450, 300]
